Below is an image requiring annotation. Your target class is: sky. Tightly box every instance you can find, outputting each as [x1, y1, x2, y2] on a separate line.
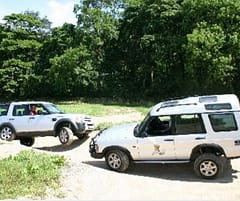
[0, 0, 78, 27]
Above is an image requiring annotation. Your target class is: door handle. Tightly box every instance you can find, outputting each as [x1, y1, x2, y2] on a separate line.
[164, 139, 174, 142]
[9, 118, 14, 120]
[29, 117, 35, 119]
[195, 137, 206, 140]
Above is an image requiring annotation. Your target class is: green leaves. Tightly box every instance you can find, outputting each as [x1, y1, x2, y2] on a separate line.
[0, 0, 239, 100]
[0, 12, 50, 99]
[182, 0, 240, 93]
[49, 46, 98, 97]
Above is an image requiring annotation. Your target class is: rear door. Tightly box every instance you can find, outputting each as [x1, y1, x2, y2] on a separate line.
[173, 114, 207, 160]
[206, 112, 240, 158]
[9, 104, 30, 132]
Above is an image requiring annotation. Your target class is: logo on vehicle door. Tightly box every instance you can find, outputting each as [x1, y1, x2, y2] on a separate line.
[152, 144, 165, 155]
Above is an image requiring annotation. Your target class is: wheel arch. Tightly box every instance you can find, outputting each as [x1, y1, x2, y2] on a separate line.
[103, 146, 133, 161]
[54, 119, 76, 135]
[190, 143, 226, 161]
[0, 123, 16, 134]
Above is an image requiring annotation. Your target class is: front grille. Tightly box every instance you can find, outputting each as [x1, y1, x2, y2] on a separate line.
[84, 117, 92, 122]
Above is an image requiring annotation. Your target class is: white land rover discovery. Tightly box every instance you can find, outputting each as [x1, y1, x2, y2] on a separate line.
[90, 94, 240, 179]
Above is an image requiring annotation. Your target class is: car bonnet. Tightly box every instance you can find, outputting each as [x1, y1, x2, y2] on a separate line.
[96, 122, 138, 142]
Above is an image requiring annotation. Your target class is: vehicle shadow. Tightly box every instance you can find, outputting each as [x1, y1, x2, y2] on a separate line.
[34, 136, 89, 152]
[84, 160, 238, 183]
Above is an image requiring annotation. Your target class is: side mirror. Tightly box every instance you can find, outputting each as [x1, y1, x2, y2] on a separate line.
[141, 131, 148, 138]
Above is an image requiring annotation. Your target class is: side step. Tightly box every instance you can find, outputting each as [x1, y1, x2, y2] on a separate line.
[134, 160, 190, 164]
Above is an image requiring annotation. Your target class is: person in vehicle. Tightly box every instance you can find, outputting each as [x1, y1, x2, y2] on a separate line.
[29, 105, 37, 115]
[148, 117, 171, 135]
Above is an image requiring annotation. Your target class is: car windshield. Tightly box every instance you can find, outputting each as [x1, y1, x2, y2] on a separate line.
[44, 103, 64, 114]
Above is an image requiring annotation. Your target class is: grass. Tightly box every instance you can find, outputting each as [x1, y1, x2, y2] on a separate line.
[55, 100, 151, 130]
[56, 100, 151, 116]
[0, 150, 65, 199]
[95, 120, 138, 130]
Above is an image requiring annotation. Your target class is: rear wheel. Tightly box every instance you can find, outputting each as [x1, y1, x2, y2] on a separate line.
[193, 153, 224, 179]
[105, 150, 130, 172]
[58, 127, 74, 145]
[0, 126, 16, 141]
[20, 137, 35, 147]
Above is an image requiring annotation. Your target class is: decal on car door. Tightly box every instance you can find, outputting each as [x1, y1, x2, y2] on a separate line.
[152, 144, 165, 155]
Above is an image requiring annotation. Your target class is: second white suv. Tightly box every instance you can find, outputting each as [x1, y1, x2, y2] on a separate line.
[0, 101, 94, 146]
[90, 94, 240, 179]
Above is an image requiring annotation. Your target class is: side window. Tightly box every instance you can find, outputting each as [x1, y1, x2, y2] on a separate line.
[35, 104, 48, 115]
[209, 113, 237, 132]
[13, 105, 29, 116]
[0, 104, 9, 116]
[147, 116, 172, 136]
[175, 114, 206, 134]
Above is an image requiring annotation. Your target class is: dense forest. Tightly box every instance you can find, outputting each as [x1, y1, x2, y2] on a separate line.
[0, 0, 239, 101]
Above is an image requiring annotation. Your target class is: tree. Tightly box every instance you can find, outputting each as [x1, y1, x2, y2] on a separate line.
[182, 0, 240, 94]
[185, 22, 233, 93]
[73, 0, 125, 96]
[110, 0, 183, 99]
[0, 11, 51, 99]
[36, 23, 79, 97]
[49, 46, 98, 97]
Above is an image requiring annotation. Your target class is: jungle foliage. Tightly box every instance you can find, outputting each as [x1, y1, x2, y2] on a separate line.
[0, 0, 239, 101]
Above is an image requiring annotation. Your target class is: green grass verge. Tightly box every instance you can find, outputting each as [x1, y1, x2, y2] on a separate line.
[0, 150, 65, 199]
[95, 121, 138, 130]
[56, 101, 151, 116]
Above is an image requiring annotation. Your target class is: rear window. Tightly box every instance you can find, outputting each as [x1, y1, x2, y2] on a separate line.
[209, 113, 237, 132]
[0, 104, 9, 116]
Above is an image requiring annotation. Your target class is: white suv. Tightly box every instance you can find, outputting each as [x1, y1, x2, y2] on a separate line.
[90, 94, 240, 179]
[0, 101, 94, 146]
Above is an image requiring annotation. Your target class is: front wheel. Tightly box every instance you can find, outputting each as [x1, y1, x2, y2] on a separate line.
[58, 127, 74, 145]
[193, 153, 224, 179]
[0, 126, 16, 141]
[105, 150, 130, 172]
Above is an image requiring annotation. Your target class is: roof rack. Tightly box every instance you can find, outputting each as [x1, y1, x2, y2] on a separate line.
[157, 102, 197, 111]
[152, 94, 239, 115]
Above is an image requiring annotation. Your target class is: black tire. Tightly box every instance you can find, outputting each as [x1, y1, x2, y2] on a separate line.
[58, 127, 74, 145]
[0, 126, 16, 141]
[20, 137, 35, 147]
[193, 153, 224, 179]
[105, 150, 130, 172]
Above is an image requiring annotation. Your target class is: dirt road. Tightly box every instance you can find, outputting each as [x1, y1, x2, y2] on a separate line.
[1, 113, 240, 200]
